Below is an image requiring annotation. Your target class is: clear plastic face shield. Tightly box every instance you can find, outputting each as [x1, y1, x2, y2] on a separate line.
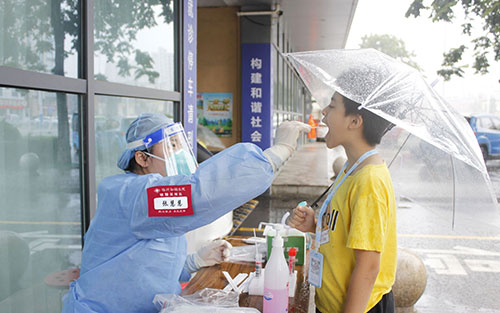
[129, 123, 198, 176]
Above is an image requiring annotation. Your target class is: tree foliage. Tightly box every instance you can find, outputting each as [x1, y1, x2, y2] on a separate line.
[359, 34, 422, 70]
[94, 0, 173, 82]
[0, 0, 173, 81]
[0, 0, 174, 165]
[406, 0, 499, 81]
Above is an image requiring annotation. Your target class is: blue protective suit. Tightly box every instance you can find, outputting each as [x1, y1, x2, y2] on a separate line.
[62, 143, 274, 313]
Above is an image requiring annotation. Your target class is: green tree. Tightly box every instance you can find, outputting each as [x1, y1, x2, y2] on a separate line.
[359, 34, 421, 70]
[406, 0, 499, 81]
[1, 0, 173, 165]
[94, 0, 173, 82]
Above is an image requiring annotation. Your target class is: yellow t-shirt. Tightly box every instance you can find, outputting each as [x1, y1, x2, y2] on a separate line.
[315, 163, 397, 313]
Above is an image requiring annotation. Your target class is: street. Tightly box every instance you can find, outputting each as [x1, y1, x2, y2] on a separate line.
[249, 157, 500, 313]
[399, 159, 500, 313]
[487, 160, 500, 200]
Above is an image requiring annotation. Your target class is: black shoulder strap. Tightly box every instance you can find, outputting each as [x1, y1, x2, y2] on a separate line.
[310, 181, 334, 209]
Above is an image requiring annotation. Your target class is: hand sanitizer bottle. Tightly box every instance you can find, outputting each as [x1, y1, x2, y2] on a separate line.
[263, 231, 289, 313]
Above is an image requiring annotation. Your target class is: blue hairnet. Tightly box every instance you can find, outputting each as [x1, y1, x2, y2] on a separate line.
[117, 113, 173, 170]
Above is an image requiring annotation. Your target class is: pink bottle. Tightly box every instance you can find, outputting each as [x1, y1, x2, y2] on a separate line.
[263, 231, 289, 313]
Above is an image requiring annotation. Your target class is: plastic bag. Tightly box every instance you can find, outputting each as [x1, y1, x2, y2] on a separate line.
[226, 243, 267, 263]
[153, 288, 260, 313]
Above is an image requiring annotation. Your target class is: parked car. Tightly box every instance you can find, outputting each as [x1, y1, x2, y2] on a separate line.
[465, 114, 500, 161]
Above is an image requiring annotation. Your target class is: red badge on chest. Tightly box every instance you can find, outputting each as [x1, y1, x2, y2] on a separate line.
[147, 185, 193, 217]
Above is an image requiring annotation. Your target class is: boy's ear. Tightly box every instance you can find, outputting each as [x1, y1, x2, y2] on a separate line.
[348, 114, 363, 130]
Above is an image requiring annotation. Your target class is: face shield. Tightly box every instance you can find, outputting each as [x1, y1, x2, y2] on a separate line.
[127, 122, 198, 176]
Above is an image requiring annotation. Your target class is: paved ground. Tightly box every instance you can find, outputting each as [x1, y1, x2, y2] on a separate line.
[2, 142, 499, 312]
[486, 159, 500, 198]
[238, 142, 500, 313]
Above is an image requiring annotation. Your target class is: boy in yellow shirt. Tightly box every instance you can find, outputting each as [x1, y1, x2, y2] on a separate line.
[288, 89, 397, 313]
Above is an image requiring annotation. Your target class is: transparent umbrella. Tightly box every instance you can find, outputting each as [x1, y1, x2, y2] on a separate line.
[287, 48, 499, 230]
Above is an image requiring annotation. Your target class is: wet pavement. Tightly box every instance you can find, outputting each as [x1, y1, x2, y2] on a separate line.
[2, 142, 499, 312]
[486, 159, 500, 199]
[237, 143, 500, 313]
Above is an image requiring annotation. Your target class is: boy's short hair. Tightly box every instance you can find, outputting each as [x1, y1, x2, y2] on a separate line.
[334, 66, 395, 145]
[340, 94, 394, 145]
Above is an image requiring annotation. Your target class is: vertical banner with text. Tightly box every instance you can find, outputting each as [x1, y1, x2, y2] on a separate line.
[183, 0, 197, 156]
[241, 43, 272, 150]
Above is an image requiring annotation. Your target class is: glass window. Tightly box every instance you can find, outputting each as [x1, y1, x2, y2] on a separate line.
[283, 62, 288, 111]
[294, 78, 299, 113]
[94, 0, 176, 91]
[278, 20, 282, 49]
[278, 55, 283, 111]
[491, 117, 500, 130]
[480, 117, 493, 129]
[272, 48, 278, 111]
[281, 31, 285, 52]
[271, 15, 278, 47]
[297, 78, 301, 113]
[0, 88, 81, 312]
[290, 75, 294, 113]
[0, 0, 81, 78]
[289, 70, 292, 111]
[94, 95, 174, 185]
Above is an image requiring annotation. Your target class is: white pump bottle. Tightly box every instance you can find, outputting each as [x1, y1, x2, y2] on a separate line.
[263, 230, 289, 313]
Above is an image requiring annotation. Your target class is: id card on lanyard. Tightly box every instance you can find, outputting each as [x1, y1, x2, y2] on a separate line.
[308, 149, 378, 288]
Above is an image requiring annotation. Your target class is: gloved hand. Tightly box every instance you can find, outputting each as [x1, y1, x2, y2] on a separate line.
[184, 240, 232, 273]
[263, 121, 311, 171]
[274, 120, 312, 150]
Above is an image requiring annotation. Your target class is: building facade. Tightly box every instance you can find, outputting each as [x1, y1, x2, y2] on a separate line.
[0, 0, 356, 311]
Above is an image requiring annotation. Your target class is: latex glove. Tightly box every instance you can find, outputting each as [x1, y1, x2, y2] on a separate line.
[184, 240, 232, 273]
[274, 120, 311, 150]
[263, 121, 311, 171]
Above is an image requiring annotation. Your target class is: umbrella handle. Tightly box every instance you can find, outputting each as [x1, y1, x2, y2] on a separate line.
[310, 182, 334, 209]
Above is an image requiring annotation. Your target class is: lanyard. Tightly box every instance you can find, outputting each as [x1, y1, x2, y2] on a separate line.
[314, 149, 378, 251]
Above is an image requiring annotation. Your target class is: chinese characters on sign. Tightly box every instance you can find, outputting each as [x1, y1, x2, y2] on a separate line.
[183, 0, 197, 156]
[241, 44, 272, 149]
[147, 185, 193, 217]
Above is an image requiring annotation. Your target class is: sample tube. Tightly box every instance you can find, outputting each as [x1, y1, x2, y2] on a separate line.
[288, 248, 297, 275]
[255, 252, 263, 277]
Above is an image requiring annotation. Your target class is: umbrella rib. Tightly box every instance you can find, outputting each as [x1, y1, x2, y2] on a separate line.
[451, 154, 456, 230]
[388, 132, 412, 169]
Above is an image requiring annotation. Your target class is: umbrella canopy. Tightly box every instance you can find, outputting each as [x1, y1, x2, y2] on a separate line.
[287, 48, 499, 229]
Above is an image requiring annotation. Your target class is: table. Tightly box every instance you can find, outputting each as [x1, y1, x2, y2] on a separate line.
[182, 237, 310, 312]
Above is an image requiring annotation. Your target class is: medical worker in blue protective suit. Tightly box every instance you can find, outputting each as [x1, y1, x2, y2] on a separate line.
[62, 113, 310, 313]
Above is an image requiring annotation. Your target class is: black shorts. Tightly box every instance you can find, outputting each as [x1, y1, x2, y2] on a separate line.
[316, 290, 395, 313]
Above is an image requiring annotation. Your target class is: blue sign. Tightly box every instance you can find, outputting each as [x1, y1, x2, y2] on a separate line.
[241, 43, 272, 150]
[183, 0, 197, 156]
